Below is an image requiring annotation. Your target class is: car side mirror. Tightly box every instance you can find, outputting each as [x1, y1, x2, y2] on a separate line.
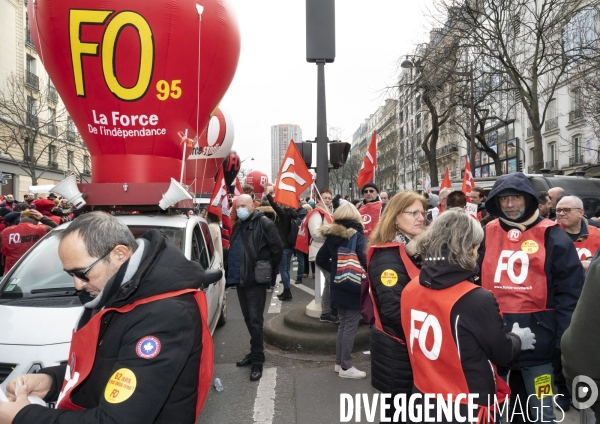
[200, 269, 222, 289]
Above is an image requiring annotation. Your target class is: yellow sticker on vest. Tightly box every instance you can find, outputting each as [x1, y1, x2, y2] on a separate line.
[522, 240, 539, 254]
[534, 374, 553, 399]
[104, 368, 137, 403]
[381, 270, 398, 287]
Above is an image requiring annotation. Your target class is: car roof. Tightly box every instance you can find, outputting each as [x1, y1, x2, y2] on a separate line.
[55, 213, 206, 231]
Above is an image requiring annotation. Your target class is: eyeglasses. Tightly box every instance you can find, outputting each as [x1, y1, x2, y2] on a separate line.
[64, 250, 111, 282]
[556, 208, 581, 215]
[363, 190, 376, 193]
[402, 210, 427, 219]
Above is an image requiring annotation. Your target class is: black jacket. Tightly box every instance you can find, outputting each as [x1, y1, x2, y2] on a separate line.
[15, 230, 210, 424]
[368, 244, 417, 395]
[315, 220, 367, 310]
[410, 258, 521, 407]
[265, 194, 298, 249]
[229, 210, 283, 287]
[479, 172, 584, 367]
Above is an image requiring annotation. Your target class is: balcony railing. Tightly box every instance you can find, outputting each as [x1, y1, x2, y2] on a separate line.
[527, 165, 535, 173]
[436, 145, 459, 157]
[569, 154, 584, 166]
[527, 127, 533, 137]
[569, 109, 583, 122]
[47, 124, 57, 136]
[545, 117, 558, 131]
[545, 160, 558, 169]
[48, 85, 58, 103]
[25, 71, 39, 91]
[25, 30, 35, 49]
[26, 113, 38, 128]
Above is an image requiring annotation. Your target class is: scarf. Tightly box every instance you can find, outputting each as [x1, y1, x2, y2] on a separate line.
[391, 231, 411, 245]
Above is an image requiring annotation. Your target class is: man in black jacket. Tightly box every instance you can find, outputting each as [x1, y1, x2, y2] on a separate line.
[0, 212, 216, 424]
[228, 194, 283, 381]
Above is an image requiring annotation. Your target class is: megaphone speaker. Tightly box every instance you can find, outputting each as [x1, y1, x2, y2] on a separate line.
[159, 178, 193, 210]
[51, 175, 86, 209]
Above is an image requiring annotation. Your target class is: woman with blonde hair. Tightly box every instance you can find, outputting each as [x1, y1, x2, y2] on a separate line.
[400, 209, 526, 422]
[316, 202, 368, 379]
[366, 191, 427, 418]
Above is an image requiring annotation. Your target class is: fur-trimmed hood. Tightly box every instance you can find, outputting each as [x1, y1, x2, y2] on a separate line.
[257, 206, 277, 220]
[318, 222, 359, 239]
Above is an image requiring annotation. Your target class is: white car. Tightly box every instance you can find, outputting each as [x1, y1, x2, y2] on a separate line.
[0, 213, 226, 392]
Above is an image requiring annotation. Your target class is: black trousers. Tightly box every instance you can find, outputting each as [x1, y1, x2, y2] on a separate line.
[237, 285, 267, 364]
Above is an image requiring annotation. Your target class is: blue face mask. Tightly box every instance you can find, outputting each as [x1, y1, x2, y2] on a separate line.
[237, 207, 250, 220]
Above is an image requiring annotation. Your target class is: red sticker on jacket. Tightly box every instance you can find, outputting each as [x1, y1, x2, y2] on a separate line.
[507, 229, 522, 243]
[136, 336, 161, 359]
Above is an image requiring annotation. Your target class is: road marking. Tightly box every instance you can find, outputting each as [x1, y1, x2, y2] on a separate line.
[267, 276, 282, 314]
[253, 367, 277, 424]
[292, 284, 315, 296]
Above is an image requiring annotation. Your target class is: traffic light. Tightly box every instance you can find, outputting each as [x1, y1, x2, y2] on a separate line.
[296, 142, 313, 168]
[329, 141, 350, 169]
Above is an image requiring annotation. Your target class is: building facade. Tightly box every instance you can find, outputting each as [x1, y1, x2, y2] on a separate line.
[270, 124, 302, 181]
[0, 0, 90, 200]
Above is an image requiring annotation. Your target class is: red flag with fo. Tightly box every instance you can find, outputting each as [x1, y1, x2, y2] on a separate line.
[273, 140, 313, 209]
[208, 166, 232, 249]
[356, 131, 377, 188]
[462, 157, 475, 197]
[440, 167, 452, 191]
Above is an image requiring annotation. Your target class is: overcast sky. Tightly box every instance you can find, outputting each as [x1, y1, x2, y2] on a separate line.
[220, 0, 433, 180]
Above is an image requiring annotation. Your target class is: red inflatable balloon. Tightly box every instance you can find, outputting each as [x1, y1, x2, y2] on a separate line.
[185, 108, 235, 193]
[245, 170, 269, 198]
[29, 0, 240, 183]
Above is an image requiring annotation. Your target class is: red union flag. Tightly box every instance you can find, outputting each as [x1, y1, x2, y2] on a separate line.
[357, 131, 377, 188]
[440, 167, 452, 191]
[462, 156, 475, 197]
[273, 140, 312, 209]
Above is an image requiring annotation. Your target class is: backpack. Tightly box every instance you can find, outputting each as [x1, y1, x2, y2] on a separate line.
[286, 215, 299, 247]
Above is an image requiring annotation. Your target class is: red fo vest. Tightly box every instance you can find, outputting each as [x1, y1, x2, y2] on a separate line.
[366, 242, 419, 344]
[482, 219, 555, 314]
[574, 227, 600, 260]
[56, 289, 213, 419]
[401, 278, 510, 422]
[295, 208, 333, 253]
[1, 223, 47, 272]
[358, 201, 382, 239]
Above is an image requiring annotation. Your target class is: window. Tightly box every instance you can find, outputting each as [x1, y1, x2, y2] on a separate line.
[529, 148, 534, 165]
[83, 155, 90, 173]
[48, 108, 56, 136]
[67, 151, 74, 170]
[200, 222, 215, 264]
[571, 89, 581, 111]
[563, 7, 596, 64]
[547, 99, 557, 118]
[416, 113, 421, 129]
[191, 226, 210, 270]
[48, 145, 56, 165]
[548, 143, 556, 162]
[26, 55, 36, 74]
[399, 110, 403, 123]
[26, 96, 37, 127]
[573, 135, 582, 157]
[415, 96, 421, 111]
[23, 139, 33, 161]
[400, 126, 404, 139]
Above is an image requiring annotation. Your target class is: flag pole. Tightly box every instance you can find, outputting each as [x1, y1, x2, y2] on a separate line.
[312, 182, 333, 218]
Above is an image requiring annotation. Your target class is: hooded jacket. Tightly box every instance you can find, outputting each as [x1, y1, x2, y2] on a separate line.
[479, 172, 584, 367]
[264, 193, 298, 250]
[228, 209, 283, 287]
[403, 257, 521, 409]
[315, 220, 368, 310]
[16, 230, 208, 424]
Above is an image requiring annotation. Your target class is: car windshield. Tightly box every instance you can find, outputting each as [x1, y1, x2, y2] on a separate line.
[0, 225, 185, 298]
[545, 179, 600, 218]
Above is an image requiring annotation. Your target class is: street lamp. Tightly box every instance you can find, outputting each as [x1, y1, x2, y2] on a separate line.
[401, 58, 476, 171]
[241, 156, 254, 164]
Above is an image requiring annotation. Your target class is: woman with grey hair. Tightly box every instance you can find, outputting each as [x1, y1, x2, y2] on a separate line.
[400, 209, 529, 422]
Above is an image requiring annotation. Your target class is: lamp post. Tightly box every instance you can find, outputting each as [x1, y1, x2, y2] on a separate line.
[400, 58, 476, 171]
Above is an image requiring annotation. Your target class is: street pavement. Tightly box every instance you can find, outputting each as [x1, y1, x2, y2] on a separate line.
[197, 260, 582, 424]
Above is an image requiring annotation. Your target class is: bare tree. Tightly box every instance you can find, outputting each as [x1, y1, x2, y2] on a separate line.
[436, 0, 600, 172]
[0, 73, 74, 185]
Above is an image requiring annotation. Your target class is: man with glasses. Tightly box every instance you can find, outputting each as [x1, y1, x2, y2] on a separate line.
[1, 212, 215, 423]
[556, 195, 600, 271]
[478, 173, 583, 422]
[358, 182, 383, 239]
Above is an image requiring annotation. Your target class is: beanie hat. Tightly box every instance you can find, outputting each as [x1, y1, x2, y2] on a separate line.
[361, 182, 379, 193]
[33, 199, 56, 212]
